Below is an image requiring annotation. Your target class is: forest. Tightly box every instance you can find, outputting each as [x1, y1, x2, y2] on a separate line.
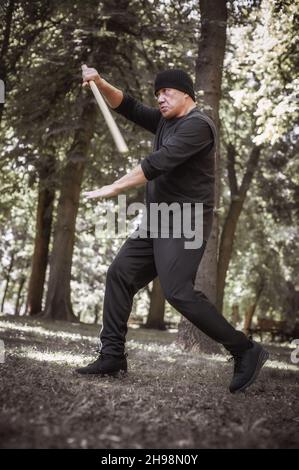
[0, 0, 298, 450]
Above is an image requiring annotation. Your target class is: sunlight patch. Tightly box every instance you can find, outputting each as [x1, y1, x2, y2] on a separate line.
[16, 346, 93, 366]
[206, 353, 299, 372]
[0, 319, 97, 343]
[127, 339, 182, 355]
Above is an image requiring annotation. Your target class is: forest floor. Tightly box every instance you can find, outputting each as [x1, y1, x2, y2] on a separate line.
[0, 314, 298, 449]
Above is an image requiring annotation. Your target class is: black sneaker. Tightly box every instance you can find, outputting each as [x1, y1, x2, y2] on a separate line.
[76, 352, 128, 376]
[229, 341, 269, 393]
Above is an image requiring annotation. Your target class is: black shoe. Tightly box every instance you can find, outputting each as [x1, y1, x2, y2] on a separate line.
[229, 341, 269, 393]
[76, 352, 128, 376]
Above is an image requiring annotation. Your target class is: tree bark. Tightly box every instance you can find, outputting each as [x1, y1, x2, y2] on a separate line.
[27, 159, 56, 316]
[177, 0, 228, 353]
[285, 281, 299, 334]
[243, 281, 264, 337]
[94, 304, 100, 324]
[43, 99, 97, 321]
[14, 275, 26, 316]
[243, 304, 256, 338]
[0, 0, 15, 124]
[1, 252, 14, 313]
[217, 144, 261, 312]
[145, 277, 166, 330]
[231, 304, 240, 326]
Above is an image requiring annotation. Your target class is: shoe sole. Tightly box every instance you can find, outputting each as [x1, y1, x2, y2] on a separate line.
[99, 369, 127, 378]
[232, 349, 269, 393]
[76, 367, 127, 376]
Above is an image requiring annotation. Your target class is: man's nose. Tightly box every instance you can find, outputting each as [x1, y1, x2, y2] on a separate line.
[158, 95, 165, 104]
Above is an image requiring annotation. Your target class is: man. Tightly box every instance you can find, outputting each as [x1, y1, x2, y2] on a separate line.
[77, 66, 269, 393]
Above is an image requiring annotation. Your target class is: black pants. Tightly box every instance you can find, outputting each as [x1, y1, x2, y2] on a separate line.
[99, 232, 250, 356]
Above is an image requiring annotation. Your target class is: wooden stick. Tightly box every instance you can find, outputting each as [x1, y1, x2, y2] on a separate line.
[81, 65, 128, 154]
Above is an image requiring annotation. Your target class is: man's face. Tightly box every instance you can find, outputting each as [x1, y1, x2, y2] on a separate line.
[156, 88, 188, 119]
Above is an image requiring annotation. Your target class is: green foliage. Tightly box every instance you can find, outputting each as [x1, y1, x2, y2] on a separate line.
[0, 0, 200, 320]
[221, 0, 299, 320]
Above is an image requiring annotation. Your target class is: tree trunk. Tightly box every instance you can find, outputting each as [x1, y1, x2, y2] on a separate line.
[285, 281, 299, 334]
[15, 275, 26, 316]
[243, 304, 256, 338]
[27, 159, 56, 316]
[1, 252, 14, 313]
[177, 0, 228, 353]
[243, 282, 264, 337]
[94, 304, 100, 324]
[217, 145, 261, 312]
[43, 99, 97, 321]
[0, 0, 15, 124]
[231, 303, 240, 326]
[145, 277, 166, 330]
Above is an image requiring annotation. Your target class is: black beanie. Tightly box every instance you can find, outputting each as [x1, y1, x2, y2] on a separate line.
[154, 69, 196, 102]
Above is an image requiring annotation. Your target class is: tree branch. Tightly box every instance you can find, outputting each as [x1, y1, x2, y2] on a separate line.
[226, 142, 238, 196]
[239, 145, 261, 197]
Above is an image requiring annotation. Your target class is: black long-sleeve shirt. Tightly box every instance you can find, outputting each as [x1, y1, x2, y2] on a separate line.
[114, 94, 217, 240]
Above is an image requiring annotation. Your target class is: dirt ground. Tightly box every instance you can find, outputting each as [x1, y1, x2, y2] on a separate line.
[0, 315, 298, 449]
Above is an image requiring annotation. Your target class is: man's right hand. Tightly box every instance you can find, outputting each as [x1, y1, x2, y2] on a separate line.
[82, 64, 103, 88]
[81, 64, 123, 109]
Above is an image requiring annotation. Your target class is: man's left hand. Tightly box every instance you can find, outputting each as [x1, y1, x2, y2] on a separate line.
[83, 183, 120, 199]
